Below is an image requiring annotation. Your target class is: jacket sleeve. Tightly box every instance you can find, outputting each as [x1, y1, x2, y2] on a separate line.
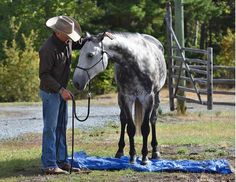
[72, 37, 88, 50]
[39, 48, 61, 92]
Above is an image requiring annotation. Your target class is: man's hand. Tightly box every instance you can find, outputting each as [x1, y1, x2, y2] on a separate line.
[59, 87, 72, 100]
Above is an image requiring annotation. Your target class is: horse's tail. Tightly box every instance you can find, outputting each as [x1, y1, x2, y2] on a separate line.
[134, 99, 143, 136]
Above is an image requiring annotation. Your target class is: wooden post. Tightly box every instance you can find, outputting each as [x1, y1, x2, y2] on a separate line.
[174, 0, 186, 114]
[166, 2, 175, 111]
[207, 47, 213, 110]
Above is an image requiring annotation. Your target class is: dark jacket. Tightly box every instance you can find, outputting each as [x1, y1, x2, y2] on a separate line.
[39, 33, 85, 93]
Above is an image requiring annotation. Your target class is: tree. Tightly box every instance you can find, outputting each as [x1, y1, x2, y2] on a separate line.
[184, 0, 235, 55]
[184, 0, 219, 48]
[0, 0, 234, 101]
[215, 29, 235, 79]
[0, 18, 39, 102]
[95, 0, 166, 39]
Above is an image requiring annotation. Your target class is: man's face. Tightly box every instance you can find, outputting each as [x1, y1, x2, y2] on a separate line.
[55, 31, 70, 42]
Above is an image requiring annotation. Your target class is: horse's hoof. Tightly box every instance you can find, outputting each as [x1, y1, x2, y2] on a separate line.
[141, 157, 148, 165]
[151, 151, 161, 159]
[130, 155, 136, 164]
[115, 152, 124, 158]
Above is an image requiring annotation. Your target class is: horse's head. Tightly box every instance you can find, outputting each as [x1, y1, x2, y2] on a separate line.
[73, 32, 110, 90]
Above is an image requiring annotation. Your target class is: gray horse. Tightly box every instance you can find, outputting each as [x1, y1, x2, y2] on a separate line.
[73, 32, 166, 165]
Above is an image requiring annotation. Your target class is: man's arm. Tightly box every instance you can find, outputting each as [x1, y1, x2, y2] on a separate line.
[39, 49, 61, 92]
[72, 37, 89, 50]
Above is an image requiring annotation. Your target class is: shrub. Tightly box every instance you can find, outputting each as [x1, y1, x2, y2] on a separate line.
[0, 20, 39, 102]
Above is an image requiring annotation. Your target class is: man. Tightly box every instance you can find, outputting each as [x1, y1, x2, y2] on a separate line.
[39, 15, 86, 175]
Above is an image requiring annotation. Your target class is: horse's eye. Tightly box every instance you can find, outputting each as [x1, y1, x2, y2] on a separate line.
[87, 52, 94, 58]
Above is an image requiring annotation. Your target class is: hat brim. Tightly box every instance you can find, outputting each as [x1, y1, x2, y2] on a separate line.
[46, 16, 82, 42]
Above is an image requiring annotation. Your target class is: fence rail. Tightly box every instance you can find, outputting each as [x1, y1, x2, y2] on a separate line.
[172, 46, 209, 54]
[165, 1, 235, 110]
[172, 56, 208, 65]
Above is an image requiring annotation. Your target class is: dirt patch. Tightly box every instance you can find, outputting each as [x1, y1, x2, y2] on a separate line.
[159, 145, 235, 167]
[1, 133, 42, 149]
[120, 172, 234, 182]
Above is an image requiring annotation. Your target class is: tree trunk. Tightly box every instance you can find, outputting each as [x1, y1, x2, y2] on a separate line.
[200, 23, 206, 49]
[193, 20, 199, 46]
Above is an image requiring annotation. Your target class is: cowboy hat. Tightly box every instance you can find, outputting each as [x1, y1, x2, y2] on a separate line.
[46, 15, 82, 42]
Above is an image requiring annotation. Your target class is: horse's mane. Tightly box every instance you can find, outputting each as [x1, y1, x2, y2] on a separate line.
[107, 32, 163, 60]
[109, 32, 163, 53]
[111, 32, 140, 38]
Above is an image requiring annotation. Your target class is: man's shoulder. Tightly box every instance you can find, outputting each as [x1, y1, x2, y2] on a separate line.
[39, 36, 56, 53]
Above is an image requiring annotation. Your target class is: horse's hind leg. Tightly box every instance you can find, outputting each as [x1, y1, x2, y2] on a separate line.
[150, 92, 161, 159]
[115, 110, 126, 158]
[140, 95, 154, 165]
[140, 112, 150, 165]
[150, 121, 160, 159]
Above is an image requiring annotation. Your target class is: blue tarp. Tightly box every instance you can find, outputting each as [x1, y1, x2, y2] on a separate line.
[69, 151, 232, 174]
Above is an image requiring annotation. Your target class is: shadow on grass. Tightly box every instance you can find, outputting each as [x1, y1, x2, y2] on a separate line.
[0, 157, 41, 179]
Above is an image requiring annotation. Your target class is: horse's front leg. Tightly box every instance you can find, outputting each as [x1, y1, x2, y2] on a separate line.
[115, 110, 126, 158]
[118, 94, 136, 163]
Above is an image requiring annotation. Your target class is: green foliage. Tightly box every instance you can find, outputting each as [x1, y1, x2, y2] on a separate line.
[216, 29, 235, 66]
[214, 29, 235, 79]
[184, 0, 219, 47]
[0, 18, 39, 102]
[0, 0, 234, 101]
[96, 0, 166, 39]
[184, 0, 234, 52]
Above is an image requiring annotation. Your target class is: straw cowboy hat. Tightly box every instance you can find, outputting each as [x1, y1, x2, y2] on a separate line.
[46, 15, 82, 42]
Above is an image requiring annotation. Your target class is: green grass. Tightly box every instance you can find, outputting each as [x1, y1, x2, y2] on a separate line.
[0, 93, 118, 107]
[157, 119, 234, 145]
[0, 110, 234, 181]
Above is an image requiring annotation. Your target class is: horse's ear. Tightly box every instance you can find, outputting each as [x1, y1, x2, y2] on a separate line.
[96, 32, 105, 42]
[97, 32, 114, 42]
[85, 32, 91, 38]
[104, 32, 114, 40]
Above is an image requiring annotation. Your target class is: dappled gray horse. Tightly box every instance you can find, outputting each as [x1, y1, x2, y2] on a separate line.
[73, 32, 166, 165]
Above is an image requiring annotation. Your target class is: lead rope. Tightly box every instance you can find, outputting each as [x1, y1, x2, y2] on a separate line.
[70, 82, 91, 174]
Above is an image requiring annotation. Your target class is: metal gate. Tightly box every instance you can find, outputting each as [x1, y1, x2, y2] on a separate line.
[165, 2, 235, 111]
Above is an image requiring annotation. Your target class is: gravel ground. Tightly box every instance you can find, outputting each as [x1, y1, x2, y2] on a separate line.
[0, 99, 234, 140]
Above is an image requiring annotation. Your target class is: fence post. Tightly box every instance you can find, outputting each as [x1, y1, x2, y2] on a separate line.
[207, 47, 213, 110]
[166, 1, 175, 111]
[174, 0, 186, 114]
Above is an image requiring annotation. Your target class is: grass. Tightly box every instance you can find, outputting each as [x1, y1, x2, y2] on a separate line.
[0, 93, 119, 107]
[0, 110, 234, 182]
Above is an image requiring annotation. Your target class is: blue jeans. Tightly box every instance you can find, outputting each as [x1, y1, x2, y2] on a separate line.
[40, 90, 69, 169]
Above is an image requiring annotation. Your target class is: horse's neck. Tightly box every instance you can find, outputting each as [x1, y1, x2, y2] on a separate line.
[103, 36, 144, 67]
